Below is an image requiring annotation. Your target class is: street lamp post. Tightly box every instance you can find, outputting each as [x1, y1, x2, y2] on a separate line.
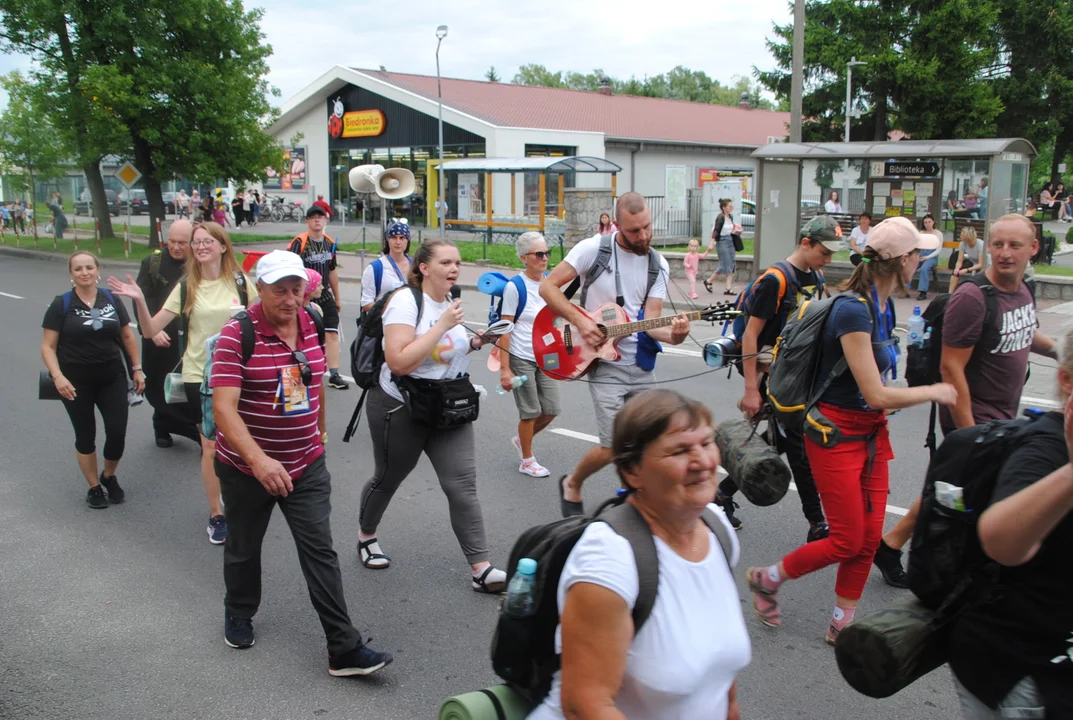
[435, 25, 448, 237]
[842, 56, 866, 214]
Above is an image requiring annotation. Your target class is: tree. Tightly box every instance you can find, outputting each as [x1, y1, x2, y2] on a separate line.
[485, 66, 500, 82]
[512, 64, 565, 88]
[0, 0, 281, 247]
[757, 0, 1001, 141]
[0, 71, 65, 240]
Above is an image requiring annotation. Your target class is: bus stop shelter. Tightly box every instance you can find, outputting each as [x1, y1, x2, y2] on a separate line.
[750, 138, 1037, 270]
[439, 155, 621, 237]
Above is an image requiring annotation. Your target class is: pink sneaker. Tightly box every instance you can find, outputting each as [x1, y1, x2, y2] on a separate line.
[825, 609, 855, 646]
[519, 458, 550, 478]
[689, 292, 699, 299]
[745, 567, 783, 627]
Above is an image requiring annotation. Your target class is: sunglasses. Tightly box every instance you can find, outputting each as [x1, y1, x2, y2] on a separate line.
[528, 251, 550, 260]
[90, 307, 103, 331]
[293, 350, 313, 387]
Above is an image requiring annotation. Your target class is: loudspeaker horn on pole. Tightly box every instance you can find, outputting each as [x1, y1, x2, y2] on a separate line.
[375, 168, 415, 200]
[348, 164, 385, 194]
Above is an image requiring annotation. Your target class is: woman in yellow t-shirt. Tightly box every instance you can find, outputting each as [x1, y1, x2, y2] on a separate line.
[109, 222, 256, 544]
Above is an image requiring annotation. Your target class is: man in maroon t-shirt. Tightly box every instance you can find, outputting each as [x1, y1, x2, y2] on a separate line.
[211, 250, 392, 677]
[874, 214, 1058, 586]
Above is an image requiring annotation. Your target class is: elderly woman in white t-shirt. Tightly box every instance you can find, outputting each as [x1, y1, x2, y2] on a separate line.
[496, 232, 561, 478]
[529, 389, 750, 720]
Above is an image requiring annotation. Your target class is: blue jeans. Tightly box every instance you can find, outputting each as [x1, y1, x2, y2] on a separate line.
[917, 254, 940, 293]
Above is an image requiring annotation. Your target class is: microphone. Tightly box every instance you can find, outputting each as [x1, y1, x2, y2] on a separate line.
[450, 285, 462, 301]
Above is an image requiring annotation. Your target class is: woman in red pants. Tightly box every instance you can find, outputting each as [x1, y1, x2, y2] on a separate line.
[745, 217, 957, 644]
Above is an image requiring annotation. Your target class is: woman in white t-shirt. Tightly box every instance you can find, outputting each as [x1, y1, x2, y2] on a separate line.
[948, 225, 986, 293]
[496, 232, 561, 478]
[825, 190, 843, 214]
[848, 212, 872, 265]
[108, 221, 255, 545]
[529, 389, 750, 720]
[358, 239, 507, 592]
[360, 221, 411, 312]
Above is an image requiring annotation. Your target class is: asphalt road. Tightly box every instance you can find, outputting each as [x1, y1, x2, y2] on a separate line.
[1, 253, 1062, 720]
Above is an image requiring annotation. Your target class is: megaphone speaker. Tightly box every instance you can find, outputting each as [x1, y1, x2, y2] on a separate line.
[376, 168, 415, 200]
[349, 164, 384, 194]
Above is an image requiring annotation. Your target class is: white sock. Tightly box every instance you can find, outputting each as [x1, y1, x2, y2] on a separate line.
[522, 456, 535, 463]
[358, 530, 376, 542]
[767, 565, 782, 584]
[474, 565, 506, 583]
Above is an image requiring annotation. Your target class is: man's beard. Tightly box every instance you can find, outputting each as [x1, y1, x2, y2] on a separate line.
[619, 235, 649, 256]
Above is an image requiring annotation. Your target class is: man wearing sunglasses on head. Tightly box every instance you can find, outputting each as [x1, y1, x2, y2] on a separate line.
[210, 250, 393, 677]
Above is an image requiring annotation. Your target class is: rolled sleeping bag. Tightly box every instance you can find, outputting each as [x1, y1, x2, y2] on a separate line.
[834, 594, 951, 699]
[478, 271, 510, 296]
[438, 684, 534, 720]
[714, 420, 791, 506]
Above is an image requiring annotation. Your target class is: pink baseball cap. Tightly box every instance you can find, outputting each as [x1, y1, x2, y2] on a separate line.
[865, 217, 941, 260]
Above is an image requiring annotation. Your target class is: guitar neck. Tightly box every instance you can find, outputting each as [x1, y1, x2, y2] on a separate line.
[604, 311, 703, 338]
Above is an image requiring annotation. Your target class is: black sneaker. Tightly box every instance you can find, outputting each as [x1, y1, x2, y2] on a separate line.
[86, 485, 108, 509]
[715, 494, 742, 530]
[99, 472, 125, 504]
[873, 539, 909, 588]
[917, 291, 928, 301]
[328, 644, 394, 677]
[806, 521, 830, 543]
[155, 434, 174, 448]
[328, 373, 349, 390]
[224, 614, 255, 649]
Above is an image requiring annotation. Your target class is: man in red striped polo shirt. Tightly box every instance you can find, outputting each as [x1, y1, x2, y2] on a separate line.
[211, 250, 392, 676]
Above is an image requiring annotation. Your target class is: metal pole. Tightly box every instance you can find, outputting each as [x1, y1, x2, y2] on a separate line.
[843, 60, 852, 214]
[436, 35, 446, 238]
[790, 0, 805, 143]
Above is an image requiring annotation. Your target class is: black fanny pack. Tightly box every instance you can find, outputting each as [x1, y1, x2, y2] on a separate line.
[394, 374, 480, 429]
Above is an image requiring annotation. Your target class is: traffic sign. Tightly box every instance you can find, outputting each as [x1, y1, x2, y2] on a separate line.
[115, 161, 142, 188]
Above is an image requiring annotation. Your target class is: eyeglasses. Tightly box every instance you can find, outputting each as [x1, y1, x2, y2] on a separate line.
[528, 251, 550, 260]
[191, 238, 218, 248]
[293, 350, 313, 387]
[90, 307, 103, 331]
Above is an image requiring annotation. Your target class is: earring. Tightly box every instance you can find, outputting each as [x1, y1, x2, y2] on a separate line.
[70, 278, 75, 287]
[96, 276, 100, 285]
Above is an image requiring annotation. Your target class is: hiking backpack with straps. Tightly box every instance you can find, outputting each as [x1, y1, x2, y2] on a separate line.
[369, 255, 410, 299]
[906, 410, 1048, 612]
[288, 231, 336, 257]
[199, 306, 325, 440]
[490, 495, 734, 705]
[175, 272, 250, 361]
[343, 286, 423, 442]
[479, 272, 549, 325]
[766, 292, 897, 440]
[905, 274, 1037, 453]
[563, 233, 664, 371]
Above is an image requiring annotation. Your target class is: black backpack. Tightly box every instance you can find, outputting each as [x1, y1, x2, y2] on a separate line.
[906, 411, 1047, 612]
[342, 286, 422, 442]
[490, 495, 733, 705]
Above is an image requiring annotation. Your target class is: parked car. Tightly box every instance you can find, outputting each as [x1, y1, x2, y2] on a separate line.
[73, 189, 121, 217]
[118, 189, 150, 215]
[740, 200, 756, 233]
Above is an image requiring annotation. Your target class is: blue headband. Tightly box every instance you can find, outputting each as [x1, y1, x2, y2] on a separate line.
[387, 221, 411, 239]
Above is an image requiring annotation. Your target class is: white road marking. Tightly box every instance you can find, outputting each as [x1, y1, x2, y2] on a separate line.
[0, 291, 24, 299]
[550, 428, 910, 515]
[1021, 395, 1060, 409]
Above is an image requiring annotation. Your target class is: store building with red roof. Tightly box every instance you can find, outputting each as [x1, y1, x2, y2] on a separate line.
[267, 66, 789, 224]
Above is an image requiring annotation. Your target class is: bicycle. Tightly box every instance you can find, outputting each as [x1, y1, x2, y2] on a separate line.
[269, 196, 304, 222]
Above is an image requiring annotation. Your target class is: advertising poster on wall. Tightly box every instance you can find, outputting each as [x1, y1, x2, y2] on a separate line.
[264, 147, 307, 191]
[457, 173, 480, 221]
[665, 165, 687, 211]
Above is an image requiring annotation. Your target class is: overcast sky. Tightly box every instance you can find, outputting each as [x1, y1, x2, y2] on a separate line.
[0, 0, 792, 108]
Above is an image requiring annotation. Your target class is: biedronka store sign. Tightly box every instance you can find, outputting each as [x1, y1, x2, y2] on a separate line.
[328, 97, 386, 139]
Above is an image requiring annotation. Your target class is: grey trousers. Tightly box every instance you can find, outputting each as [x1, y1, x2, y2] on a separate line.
[360, 385, 489, 564]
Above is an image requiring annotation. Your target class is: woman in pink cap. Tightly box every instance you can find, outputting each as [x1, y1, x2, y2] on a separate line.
[745, 216, 957, 644]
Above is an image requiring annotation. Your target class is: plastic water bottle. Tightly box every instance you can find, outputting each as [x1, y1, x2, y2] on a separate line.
[503, 558, 538, 618]
[907, 306, 925, 348]
[922, 326, 932, 347]
[496, 375, 529, 395]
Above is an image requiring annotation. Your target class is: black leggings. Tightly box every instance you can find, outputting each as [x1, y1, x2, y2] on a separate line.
[60, 362, 129, 460]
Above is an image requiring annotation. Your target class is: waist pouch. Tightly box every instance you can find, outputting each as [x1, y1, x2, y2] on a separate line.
[394, 374, 480, 429]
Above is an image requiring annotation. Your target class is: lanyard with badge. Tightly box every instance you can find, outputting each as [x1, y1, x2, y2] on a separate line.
[276, 348, 314, 415]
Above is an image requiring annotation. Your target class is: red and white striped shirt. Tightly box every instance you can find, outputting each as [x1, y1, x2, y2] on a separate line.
[210, 302, 325, 478]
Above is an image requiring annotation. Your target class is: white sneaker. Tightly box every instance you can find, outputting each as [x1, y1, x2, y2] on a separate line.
[511, 436, 523, 458]
[519, 458, 550, 478]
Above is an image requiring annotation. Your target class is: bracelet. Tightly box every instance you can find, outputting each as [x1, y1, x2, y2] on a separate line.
[132, 365, 143, 371]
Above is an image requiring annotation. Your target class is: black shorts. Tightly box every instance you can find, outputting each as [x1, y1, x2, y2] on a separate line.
[315, 294, 340, 331]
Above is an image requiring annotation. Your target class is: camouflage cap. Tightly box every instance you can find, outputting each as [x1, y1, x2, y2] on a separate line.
[800, 214, 844, 251]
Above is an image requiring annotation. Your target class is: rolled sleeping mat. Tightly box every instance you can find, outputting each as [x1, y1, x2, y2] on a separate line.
[714, 420, 791, 506]
[478, 271, 510, 296]
[438, 684, 534, 720]
[834, 594, 951, 699]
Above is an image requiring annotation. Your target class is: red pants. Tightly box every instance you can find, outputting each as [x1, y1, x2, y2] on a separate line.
[783, 404, 892, 601]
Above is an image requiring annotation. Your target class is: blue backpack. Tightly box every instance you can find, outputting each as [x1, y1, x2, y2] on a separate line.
[479, 272, 544, 325]
[371, 256, 410, 297]
[62, 288, 118, 313]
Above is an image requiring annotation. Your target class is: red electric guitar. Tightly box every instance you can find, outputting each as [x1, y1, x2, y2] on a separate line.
[531, 302, 738, 380]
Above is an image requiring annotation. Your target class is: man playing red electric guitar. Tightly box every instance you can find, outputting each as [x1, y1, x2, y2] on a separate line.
[540, 192, 691, 517]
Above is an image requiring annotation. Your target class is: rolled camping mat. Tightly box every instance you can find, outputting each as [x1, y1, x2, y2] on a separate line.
[834, 594, 951, 699]
[714, 419, 791, 507]
[438, 684, 534, 720]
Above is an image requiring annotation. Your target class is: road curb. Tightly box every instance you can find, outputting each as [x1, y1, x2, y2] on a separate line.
[0, 245, 143, 270]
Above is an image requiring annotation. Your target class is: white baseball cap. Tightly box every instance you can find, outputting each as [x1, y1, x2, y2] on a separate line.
[256, 250, 307, 285]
